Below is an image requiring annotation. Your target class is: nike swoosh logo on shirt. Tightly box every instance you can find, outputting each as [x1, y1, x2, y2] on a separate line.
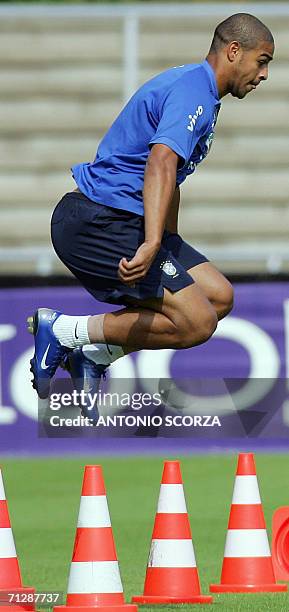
[75, 323, 79, 340]
[41, 344, 51, 370]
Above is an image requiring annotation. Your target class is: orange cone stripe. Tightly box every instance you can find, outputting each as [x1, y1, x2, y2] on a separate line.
[66, 593, 125, 606]
[71, 528, 117, 562]
[236, 454, 256, 476]
[152, 514, 192, 539]
[161, 462, 183, 484]
[0, 558, 22, 588]
[144, 568, 200, 598]
[221, 557, 276, 585]
[81, 466, 106, 496]
[0, 501, 10, 528]
[228, 505, 266, 529]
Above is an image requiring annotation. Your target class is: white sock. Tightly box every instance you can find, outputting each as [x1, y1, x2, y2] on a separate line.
[53, 315, 90, 348]
[83, 343, 124, 366]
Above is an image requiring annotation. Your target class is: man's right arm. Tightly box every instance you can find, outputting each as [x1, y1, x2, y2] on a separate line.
[118, 144, 178, 285]
[165, 186, 180, 234]
[143, 144, 178, 246]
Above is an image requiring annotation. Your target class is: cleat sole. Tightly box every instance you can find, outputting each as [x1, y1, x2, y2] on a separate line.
[26, 311, 39, 336]
[26, 316, 34, 334]
[28, 314, 39, 393]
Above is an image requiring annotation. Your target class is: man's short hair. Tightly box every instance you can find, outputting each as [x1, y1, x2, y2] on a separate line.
[209, 13, 274, 53]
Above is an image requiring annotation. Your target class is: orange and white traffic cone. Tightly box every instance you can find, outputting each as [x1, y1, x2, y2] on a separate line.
[54, 465, 137, 612]
[0, 468, 36, 611]
[132, 460, 212, 604]
[272, 506, 289, 581]
[210, 453, 287, 593]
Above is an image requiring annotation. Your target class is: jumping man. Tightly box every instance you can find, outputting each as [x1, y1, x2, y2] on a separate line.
[28, 13, 274, 421]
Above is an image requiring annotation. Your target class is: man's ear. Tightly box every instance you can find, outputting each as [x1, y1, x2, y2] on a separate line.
[227, 41, 242, 63]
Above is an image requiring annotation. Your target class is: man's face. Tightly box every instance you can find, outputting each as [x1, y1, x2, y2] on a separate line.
[230, 41, 274, 99]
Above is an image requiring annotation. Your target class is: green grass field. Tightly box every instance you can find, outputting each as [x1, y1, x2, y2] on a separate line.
[1, 454, 289, 612]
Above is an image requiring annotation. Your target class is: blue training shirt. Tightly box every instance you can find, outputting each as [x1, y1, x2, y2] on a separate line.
[72, 59, 221, 216]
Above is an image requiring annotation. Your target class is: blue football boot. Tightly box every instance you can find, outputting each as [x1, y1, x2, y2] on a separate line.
[27, 308, 70, 399]
[61, 348, 108, 425]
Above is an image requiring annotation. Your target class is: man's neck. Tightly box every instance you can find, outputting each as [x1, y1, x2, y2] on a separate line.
[206, 53, 229, 99]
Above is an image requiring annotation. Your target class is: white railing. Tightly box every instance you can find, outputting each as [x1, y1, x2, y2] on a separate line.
[1, 243, 289, 276]
[0, 247, 58, 276]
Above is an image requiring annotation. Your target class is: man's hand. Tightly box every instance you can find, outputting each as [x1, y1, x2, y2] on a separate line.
[118, 241, 160, 285]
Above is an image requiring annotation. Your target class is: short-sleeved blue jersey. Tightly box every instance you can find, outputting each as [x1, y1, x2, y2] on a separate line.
[72, 59, 220, 216]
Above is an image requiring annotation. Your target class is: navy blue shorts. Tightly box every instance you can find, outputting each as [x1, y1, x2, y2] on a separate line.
[51, 191, 208, 305]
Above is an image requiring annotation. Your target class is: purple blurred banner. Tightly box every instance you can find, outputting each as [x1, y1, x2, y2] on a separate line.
[0, 283, 289, 455]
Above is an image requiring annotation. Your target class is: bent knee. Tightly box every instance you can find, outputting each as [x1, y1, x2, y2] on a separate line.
[192, 308, 218, 346]
[222, 281, 234, 316]
[215, 280, 234, 319]
[173, 308, 218, 349]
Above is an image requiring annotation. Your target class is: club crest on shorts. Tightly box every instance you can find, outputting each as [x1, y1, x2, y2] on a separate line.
[161, 260, 178, 276]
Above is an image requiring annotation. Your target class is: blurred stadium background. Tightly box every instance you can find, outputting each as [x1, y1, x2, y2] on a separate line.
[1, 1, 289, 455]
[1, 6, 289, 610]
[1, 1, 289, 275]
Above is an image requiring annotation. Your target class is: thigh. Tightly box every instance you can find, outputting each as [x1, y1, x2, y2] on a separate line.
[162, 231, 208, 269]
[124, 280, 215, 325]
[160, 232, 233, 313]
[187, 261, 233, 307]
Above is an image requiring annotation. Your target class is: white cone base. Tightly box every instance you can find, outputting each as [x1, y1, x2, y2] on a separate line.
[210, 583, 287, 593]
